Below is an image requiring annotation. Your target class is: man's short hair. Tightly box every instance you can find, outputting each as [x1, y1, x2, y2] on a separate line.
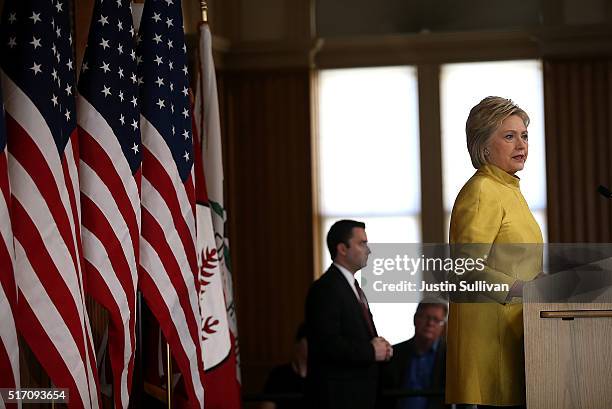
[416, 297, 449, 317]
[326, 219, 366, 260]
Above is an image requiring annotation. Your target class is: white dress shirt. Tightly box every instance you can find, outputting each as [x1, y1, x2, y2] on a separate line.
[334, 262, 360, 300]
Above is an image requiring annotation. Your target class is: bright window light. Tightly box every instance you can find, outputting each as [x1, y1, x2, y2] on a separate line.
[319, 67, 421, 218]
[318, 66, 422, 343]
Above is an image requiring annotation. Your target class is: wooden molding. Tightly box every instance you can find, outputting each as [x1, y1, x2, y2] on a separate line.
[220, 39, 321, 70]
[532, 24, 612, 58]
[207, 25, 612, 71]
[314, 30, 541, 68]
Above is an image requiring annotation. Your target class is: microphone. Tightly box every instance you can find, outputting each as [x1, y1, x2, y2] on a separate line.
[598, 185, 612, 199]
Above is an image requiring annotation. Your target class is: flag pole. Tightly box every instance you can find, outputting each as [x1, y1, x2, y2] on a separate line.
[200, 0, 208, 23]
[166, 342, 173, 409]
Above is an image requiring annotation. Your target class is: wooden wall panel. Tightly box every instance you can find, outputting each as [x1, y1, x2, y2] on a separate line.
[218, 69, 314, 394]
[544, 59, 612, 242]
[417, 64, 444, 243]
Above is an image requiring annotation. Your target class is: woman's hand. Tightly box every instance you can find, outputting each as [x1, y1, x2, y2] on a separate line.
[506, 279, 525, 300]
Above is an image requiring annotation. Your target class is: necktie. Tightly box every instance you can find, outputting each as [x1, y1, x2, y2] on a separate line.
[354, 279, 376, 337]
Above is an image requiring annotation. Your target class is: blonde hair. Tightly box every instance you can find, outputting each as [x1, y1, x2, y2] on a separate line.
[465, 96, 530, 169]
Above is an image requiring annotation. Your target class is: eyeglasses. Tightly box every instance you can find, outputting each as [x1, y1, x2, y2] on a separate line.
[416, 314, 446, 326]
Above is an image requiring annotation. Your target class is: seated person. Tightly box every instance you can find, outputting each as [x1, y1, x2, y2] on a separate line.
[260, 325, 308, 409]
[380, 300, 448, 409]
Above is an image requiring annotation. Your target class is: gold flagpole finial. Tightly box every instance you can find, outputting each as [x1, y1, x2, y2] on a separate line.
[200, 0, 208, 23]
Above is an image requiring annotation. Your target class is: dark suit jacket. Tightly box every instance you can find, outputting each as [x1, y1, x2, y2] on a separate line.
[305, 264, 379, 409]
[379, 337, 447, 409]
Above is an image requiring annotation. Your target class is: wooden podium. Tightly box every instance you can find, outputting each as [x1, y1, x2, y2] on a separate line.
[523, 261, 612, 409]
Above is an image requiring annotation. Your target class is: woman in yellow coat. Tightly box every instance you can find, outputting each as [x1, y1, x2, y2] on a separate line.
[446, 97, 543, 408]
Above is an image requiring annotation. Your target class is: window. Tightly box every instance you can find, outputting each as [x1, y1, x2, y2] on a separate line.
[315, 60, 548, 344]
[317, 67, 421, 343]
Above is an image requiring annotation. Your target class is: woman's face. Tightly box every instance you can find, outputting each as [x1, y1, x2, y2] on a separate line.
[485, 114, 528, 174]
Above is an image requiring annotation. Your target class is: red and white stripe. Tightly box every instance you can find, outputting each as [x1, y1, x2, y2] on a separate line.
[78, 96, 140, 408]
[139, 117, 205, 408]
[0, 132, 20, 409]
[1, 73, 100, 409]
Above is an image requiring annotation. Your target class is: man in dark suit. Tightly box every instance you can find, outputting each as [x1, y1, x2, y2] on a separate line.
[379, 300, 448, 409]
[305, 219, 393, 409]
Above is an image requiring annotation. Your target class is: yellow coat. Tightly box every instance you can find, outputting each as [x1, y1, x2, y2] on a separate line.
[446, 164, 543, 405]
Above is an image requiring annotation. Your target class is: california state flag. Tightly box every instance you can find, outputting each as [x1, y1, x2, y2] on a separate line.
[194, 21, 241, 409]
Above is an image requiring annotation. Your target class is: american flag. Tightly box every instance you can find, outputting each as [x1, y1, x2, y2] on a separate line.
[136, 0, 206, 407]
[0, 85, 20, 404]
[77, 0, 141, 407]
[0, 1, 100, 407]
